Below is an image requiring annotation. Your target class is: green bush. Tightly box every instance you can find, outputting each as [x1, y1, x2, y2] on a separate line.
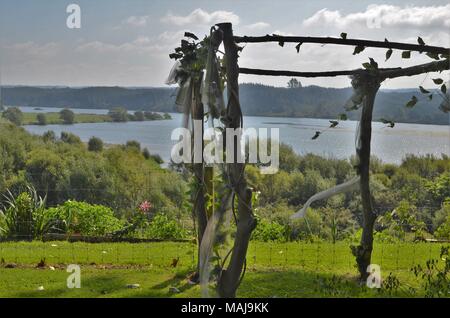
[2, 107, 23, 125]
[251, 217, 287, 242]
[60, 108, 75, 124]
[144, 213, 187, 240]
[88, 136, 104, 152]
[36, 113, 47, 125]
[60, 131, 82, 144]
[0, 187, 58, 239]
[46, 200, 124, 236]
[435, 200, 450, 239]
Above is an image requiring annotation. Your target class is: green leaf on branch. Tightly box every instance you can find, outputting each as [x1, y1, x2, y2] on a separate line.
[369, 58, 378, 69]
[417, 37, 425, 46]
[169, 53, 183, 60]
[311, 131, 321, 140]
[363, 58, 378, 70]
[433, 78, 444, 85]
[340, 33, 347, 40]
[329, 120, 339, 128]
[402, 51, 411, 59]
[442, 84, 447, 94]
[406, 96, 418, 108]
[353, 45, 365, 55]
[295, 43, 302, 53]
[338, 113, 348, 121]
[419, 86, 430, 94]
[385, 48, 393, 61]
[184, 32, 199, 40]
[426, 52, 440, 60]
[380, 118, 395, 128]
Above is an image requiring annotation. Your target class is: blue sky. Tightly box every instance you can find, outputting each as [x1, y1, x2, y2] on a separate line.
[0, 0, 449, 88]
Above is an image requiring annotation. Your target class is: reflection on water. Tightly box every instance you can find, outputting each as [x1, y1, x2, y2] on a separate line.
[21, 106, 450, 165]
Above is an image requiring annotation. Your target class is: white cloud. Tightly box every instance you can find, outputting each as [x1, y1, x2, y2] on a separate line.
[244, 22, 271, 30]
[161, 8, 239, 26]
[5, 42, 60, 58]
[303, 4, 450, 31]
[122, 15, 150, 27]
[74, 36, 172, 56]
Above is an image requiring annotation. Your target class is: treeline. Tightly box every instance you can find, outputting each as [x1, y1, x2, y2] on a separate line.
[2, 84, 449, 125]
[0, 119, 187, 218]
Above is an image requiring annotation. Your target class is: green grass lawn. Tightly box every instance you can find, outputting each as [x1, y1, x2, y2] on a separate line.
[0, 241, 447, 298]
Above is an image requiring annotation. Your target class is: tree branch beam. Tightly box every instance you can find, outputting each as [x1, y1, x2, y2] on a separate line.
[240, 58, 448, 79]
[379, 59, 449, 80]
[234, 35, 450, 55]
[240, 67, 367, 78]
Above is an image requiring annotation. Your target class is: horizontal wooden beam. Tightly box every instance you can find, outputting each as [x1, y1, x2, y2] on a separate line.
[240, 59, 448, 80]
[379, 59, 450, 80]
[239, 67, 398, 78]
[234, 35, 450, 55]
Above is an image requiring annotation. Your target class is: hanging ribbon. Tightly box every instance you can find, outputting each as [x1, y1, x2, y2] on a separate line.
[291, 75, 365, 220]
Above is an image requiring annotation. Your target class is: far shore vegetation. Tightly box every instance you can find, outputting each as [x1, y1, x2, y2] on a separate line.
[1, 106, 171, 126]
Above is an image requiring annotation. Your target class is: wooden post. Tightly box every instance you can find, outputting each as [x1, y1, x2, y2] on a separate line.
[352, 74, 380, 280]
[191, 77, 208, 282]
[216, 22, 255, 298]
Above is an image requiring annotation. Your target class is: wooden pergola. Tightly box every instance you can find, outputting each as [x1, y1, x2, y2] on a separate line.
[181, 22, 449, 297]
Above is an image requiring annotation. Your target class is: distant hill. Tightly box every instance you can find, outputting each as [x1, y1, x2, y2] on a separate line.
[1, 84, 448, 125]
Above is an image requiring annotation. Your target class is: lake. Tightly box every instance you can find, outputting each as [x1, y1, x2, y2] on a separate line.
[21, 106, 450, 165]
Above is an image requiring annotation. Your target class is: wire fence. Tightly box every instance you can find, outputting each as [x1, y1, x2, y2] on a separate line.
[0, 241, 447, 275]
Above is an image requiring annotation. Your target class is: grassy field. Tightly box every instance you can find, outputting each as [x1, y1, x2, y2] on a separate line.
[22, 112, 113, 125]
[0, 241, 447, 298]
[21, 112, 169, 125]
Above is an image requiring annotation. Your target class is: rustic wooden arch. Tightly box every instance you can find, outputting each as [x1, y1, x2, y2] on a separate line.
[187, 22, 449, 297]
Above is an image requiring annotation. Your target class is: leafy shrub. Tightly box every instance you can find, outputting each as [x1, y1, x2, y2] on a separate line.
[36, 113, 47, 125]
[108, 107, 128, 122]
[435, 199, 450, 239]
[59, 108, 75, 124]
[0, 186, 58, 239]
[251, 217, 287, 242]
[88, 136, 104, 152]
[2, 107, 23, 125]
[60, 131, 82, 144]
[143, 213, 187, 240]
[412, 246, 450, 297]
[46, 200, 124, 236]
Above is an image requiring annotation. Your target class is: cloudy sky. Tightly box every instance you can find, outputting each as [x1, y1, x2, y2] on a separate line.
[0, 0, 449, 88]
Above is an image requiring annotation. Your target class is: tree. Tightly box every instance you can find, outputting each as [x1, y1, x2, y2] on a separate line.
[2, 107, 23, 125]
[36, 113, 47, 125]
[287, 78, 302, 89]
[142, 147, 151, 159]
[88, 136, 104, 152]
[108, 107, 128, 122]
[60, 108, 75, 124]
[60, 131, 81, 144]
[43, 130, 56, 142]
[134, 111, 145, 121]
[125, 140, 141, 151]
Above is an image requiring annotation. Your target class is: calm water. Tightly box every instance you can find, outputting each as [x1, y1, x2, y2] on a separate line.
[21, 106, 450, 164]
